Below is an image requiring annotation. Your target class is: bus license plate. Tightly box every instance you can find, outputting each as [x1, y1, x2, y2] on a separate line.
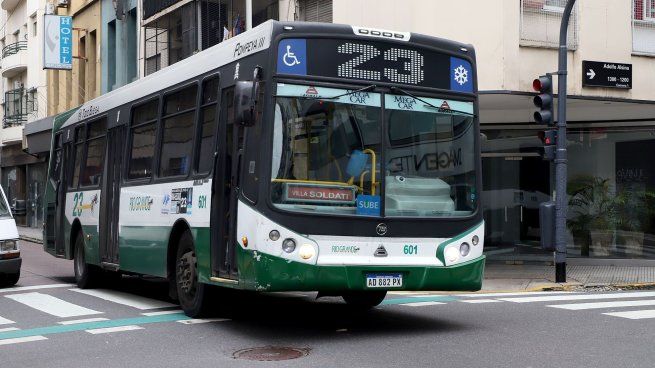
[366, 273, 403, 288]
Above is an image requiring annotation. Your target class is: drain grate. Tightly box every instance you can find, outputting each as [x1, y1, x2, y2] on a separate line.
[233, 346, 310, 361]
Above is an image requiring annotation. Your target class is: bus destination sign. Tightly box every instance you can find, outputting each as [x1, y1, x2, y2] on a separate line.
[277, 38, 474, 93]
[582, 60, 632, 89]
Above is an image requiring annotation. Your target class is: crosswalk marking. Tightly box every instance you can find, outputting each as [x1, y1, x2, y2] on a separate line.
[141, 310, 184, 316]
[497, 291, 655, 303]
[5, 292, 102, 318]
[0, 316, 15, 325]
[400, 302, 446, 307]
[457, 291, 572, 298]
[58, 318, 110, 325]
[548, 299, 655, 310]
[459, 299, 502, 304]
[70, 289, 176, 310]
[85, 325, 144, 334]
[177, 318, 228, 325]
[0, 336, 47, 345]
[0, 284, 75, 294]
[603, 310, 655, 320]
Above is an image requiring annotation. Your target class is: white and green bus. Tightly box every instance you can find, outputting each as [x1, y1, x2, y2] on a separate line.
[43, 20, 485, 316]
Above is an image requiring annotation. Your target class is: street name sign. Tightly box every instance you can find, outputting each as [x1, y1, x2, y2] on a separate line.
[582, 60, 632, 89]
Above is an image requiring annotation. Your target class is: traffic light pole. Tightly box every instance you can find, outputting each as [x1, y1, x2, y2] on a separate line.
[554, 0, 576, 283]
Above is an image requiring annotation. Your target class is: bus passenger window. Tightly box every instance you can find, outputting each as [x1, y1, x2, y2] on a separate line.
[160, 84, 198, 177]
[80, 118, 107, 187]
[196, 76, 219, 174]
[70, 126, 85, 189]
[128, 99, 159, 179]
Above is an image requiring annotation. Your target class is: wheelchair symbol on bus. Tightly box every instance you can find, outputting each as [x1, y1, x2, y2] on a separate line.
[283, 45, 301, 67]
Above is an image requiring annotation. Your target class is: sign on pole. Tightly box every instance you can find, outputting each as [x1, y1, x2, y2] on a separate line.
[582, 60, 632, 89]
[43, 15, 73, 70]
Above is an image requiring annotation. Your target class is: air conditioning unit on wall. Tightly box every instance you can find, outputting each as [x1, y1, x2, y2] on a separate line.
[13, 81, 23, 90]
[57, 0, 69, 8]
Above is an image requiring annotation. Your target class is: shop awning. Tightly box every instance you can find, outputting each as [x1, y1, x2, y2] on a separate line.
[23, 115, 55, 155]
[480, 91, 655, 125]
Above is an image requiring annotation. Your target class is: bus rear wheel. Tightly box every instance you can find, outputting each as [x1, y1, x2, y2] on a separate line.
[342, 291, 387, 309]
[175, 231, 208, 317]
[74, 230, 102, 289]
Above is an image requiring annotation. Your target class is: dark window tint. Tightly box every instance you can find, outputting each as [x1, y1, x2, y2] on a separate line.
[71, 143, 84, 189]
[197, 105, 217, 173]
[128, 123, 157, 179]
[164, 85, 197, 115]
[132, 99, 159, 124]
[160, 112, 195, 176]
[75, 126, 86, 143]
[201, 77, 219, 105]
[81, 137, 106, 186]
[88, 119, 107, 139]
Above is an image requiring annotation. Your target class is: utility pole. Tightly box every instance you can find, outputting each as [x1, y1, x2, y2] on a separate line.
[554, 0, 576, 283]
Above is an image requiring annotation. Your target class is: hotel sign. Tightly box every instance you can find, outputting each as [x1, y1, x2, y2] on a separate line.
[43, 15, 73, 70]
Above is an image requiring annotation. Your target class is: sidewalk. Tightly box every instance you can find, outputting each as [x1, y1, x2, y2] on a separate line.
[17, 226, 655, 292]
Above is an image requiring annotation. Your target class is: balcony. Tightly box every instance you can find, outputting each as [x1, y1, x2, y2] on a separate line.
[3, 88, 36, 128]
[1, 41, 27, 78]
[1, 0, 20, 11]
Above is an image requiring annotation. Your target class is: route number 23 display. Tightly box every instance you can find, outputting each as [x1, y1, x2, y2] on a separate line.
[337, 43, 425, 85]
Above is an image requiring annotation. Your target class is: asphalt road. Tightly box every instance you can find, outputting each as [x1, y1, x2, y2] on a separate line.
[1, 240, 654, 368]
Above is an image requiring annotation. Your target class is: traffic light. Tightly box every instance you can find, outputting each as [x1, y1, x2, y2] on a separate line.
[538, 130, 557, 161]
[532, 74, 554, 126]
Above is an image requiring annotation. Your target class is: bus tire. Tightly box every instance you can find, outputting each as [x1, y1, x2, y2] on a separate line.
[342, 291, 387, 309]
[74, 230, 102, 289]
[0, 272, 19, 287]
[175, 230, 208, 317]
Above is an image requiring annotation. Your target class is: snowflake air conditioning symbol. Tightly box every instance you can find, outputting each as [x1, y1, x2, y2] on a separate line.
[453, 65, 469, 86]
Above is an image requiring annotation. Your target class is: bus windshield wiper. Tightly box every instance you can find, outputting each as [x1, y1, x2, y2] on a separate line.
[389, 86, 476, 117]
[274, 84, 377, 100]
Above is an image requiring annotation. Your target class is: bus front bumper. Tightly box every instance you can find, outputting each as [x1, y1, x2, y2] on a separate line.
[236, 248, 485, 292]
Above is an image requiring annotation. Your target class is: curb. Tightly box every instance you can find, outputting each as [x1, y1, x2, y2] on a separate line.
[19, 235, 43, 245]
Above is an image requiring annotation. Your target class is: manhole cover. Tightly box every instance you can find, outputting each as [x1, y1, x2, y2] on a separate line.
[233, 346, 310, 361]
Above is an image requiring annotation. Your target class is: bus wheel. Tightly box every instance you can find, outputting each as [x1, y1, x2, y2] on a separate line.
[74, 231, 102, 289]
[342, 291, 387, 309]
[175, 231, 208, 317]
[0, 272, 19, 287]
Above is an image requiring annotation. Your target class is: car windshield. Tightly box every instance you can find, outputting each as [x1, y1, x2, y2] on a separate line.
[270, 83, 477, 218]
[0, 188, 11, 217]
[384, 94, 477, 217]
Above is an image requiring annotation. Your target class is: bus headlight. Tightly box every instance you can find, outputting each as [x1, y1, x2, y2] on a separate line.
[445, 247, 460, 263]
[472, 235, 479, 246]
[460, 242, 470, 257]
[299, 244, 316, 260]
[269, 230, 280, 241]
[282, 238, 296, 253]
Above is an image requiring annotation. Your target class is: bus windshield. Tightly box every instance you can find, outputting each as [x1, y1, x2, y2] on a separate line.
[270, 83, 477, 218]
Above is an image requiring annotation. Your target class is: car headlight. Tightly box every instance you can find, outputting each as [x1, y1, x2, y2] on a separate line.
[0, 239, 18, 253]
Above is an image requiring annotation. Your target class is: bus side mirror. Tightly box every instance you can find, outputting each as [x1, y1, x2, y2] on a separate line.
[234, 81, 256, 127]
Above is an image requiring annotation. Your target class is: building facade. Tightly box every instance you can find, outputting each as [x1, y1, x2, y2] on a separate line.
[0, 0, 49, 228]
[101, 0, 138, 93]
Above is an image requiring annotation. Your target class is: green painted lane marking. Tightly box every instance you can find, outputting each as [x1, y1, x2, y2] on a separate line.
[0, 313, 191, 341]
[381, 296, 459, 305]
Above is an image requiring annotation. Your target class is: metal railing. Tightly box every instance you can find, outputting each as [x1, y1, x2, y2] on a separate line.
[3, 88, 36, 127]
[633, 0, 655, 55]
[2, 41, 26, 58]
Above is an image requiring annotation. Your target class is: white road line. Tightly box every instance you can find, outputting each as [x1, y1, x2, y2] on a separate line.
[603, 310, 655, 320]
[0, 316, 15, 325]
[548, 299, 655, 310]
[5, 292, 102, 318]
[177, 318, 229, 325]
[459, 299, 503, 304]
[141, 310, 184, 316]
[85, 325, 144, 334]
[0, 327, 19, 333]
[0, 284, 75, 294]
[456, 291, 573, 298]
[399, 302, 446, 307]
[70, 289, 177, 310]
[0, 336, 48, 346]
[58, 318, 110, 325]
[498, 291, 655, 303]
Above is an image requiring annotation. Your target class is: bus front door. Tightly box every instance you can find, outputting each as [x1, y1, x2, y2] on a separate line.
[211, 87, 242, 280]
[98, 125, 124, 266]
[53, 138, 72, 257]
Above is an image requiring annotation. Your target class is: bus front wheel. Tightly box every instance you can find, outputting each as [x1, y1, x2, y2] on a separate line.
[175, 231, 208, 317]
[342, 291, 387, 309]
[74, 230, 102, 289]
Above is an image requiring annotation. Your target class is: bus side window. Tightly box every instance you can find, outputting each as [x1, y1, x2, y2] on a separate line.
[70, 125, 86, 189]
[80, 118, 107, 187]
[159, 84, 198, 177]
[241, 82, 265, 204]
[128, 99, 159, 180]
[196, 76, 220, 174]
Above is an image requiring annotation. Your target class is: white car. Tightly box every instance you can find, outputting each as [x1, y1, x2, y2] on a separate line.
[0, 185, 19, 287]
